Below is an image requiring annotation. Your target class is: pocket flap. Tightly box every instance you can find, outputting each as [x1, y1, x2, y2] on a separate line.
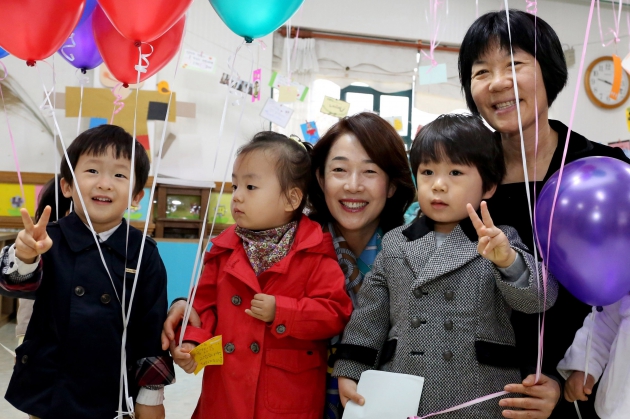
[265, 349, 321, 373]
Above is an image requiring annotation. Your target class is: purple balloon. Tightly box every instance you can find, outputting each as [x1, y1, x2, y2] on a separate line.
[58, 12, 103, 71]
[536, 156, 630, 306]
[77, 0, 98, 27]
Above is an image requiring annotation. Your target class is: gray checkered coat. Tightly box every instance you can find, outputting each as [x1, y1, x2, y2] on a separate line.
[333, 216, 558, 418]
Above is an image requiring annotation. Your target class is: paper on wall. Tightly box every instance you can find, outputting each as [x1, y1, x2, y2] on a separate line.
[418, 63, 447, 85]
[181, 49, 216, 72]
[260, 98, 294, 128]
[268, 71, 309, 101]
[342, 370, 424, 419]
[320, 96, 350, 118]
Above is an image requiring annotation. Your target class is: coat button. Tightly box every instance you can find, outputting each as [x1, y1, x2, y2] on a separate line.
[250, 342, 260, 354]
[412, 288, 423, 298]
[21, 355, 28, 364]
[276, 324, 286, 334]
[444, 290, 455, 301]
[444, 320, 454, 330]
[74, 286, 85, 297]
[231, 295, 242, 306]
[443, 350, 453, 361]
[224, 343, 235, 354]
[411, 317, 422, 328]
[100, 294, 111, 304]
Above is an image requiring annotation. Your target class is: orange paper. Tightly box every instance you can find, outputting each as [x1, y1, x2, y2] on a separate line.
[610, 55, 622, 100]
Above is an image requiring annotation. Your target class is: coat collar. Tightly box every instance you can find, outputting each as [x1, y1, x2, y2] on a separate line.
[58, 212, 139, 258]
[400, 214, 480, 285]
[401, 214, 478, 243]
[211, 215, 329, 256]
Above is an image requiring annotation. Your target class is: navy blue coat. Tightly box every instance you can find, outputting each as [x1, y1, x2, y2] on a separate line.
[4, 212, 170, 419]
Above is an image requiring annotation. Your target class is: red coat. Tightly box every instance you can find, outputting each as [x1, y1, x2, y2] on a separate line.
[183, 216, 353, 419]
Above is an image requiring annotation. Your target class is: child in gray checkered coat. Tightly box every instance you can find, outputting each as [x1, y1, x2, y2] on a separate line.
[333, 114, 558, 418]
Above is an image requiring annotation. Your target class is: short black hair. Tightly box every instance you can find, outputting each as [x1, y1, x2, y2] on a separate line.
[458, 9, 568, 114]
[409, 114, 505, 193]
[237, 131, 312, 219]
[60, 125, 150, 196]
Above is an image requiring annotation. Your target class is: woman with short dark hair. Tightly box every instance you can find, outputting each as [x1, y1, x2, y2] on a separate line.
[459, 10, 630, 419]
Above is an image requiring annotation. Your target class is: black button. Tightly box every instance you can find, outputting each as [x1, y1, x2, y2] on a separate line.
[224, 343, 235, 354]
[250, 342, 260, 354]
[412, 288, 423, 298]
[9, 262, 14, 268]
[100, 294, 111, 304]
[443, 350, 453, 361]
[231, 295, 242, 306]
[74, 286, 85, 297]
[444, 320, 454, 330]
[21, 355, 28, 364]
[276, 324, 286, 334]
[444, 290, 455, 301]
[410, 317, 422, 328]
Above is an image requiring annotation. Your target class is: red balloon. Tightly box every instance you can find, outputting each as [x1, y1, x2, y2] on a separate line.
[93, 6, 185, 85]
[0, 0, 85, 64]
[98, 0, 192, 42]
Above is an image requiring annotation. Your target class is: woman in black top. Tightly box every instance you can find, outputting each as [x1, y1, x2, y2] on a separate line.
[459, 10, 630, 419]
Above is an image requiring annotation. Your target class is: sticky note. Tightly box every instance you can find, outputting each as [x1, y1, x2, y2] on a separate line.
[278, 85, 298, 103]
[260, 98, 294, 127]
[418, 63, 447, 85]
[320, 96, 350, 118]
[190, 335, 224, 375]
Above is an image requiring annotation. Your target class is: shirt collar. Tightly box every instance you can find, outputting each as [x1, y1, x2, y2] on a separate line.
[401, 214, 478, 242]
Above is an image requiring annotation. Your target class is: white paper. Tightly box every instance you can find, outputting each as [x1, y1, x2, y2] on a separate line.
[343, 370, 424, 419]
[181, 49, 216, 72]
[260, 98, 294, 128]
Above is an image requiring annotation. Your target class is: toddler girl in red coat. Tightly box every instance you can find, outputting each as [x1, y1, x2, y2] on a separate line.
[173, 132, 353, 419]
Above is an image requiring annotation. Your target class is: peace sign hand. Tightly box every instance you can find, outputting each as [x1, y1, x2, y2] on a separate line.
[466, 201, 516, 268]
[15, 206, 53, 264]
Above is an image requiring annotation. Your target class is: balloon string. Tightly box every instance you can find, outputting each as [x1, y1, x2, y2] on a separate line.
[180, 41, 255, 346]
[422, 0, 442, 68]
[0, 61, 26, 205]
[76, 69, 89, 137]
[60, 32, 76, 62]
[596, 0, 622, 47]
[526, 0, 537, 14]
[409, 391, 509, 419]
[111, 82, 125, 123]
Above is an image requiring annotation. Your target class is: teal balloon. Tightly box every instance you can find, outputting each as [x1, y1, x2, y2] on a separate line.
[0, 47, 8, 59]
[209, 0, 304, 42]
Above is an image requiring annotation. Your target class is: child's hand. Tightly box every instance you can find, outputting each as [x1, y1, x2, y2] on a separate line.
[134, 403, 165, 419]
[338, 376, 365, 408]
[15, 206, 52, 264]
[169, 341, 198, 374]
[564, 371, 595, 402]
[160, 300, 201, 350]
[245, 293, 276, 322]
[467, 201, 516, 268]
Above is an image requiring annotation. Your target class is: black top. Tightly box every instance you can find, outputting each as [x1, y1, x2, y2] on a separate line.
[485, 120, 630, 419]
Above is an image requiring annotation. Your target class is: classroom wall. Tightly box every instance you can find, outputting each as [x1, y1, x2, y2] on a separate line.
[0, 0, 627, 182]
[0, 0, 273, 183]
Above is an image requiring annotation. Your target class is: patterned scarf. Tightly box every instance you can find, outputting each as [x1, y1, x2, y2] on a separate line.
[234, 221, 298, 276]
[324, 222, 383, 419]
[326, 222, 382, 307]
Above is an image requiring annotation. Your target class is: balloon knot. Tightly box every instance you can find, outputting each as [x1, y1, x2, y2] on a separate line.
[122, 83, 129, 88]
[81, 68, 87, 74]
[134, 41, 142, 48]
[26, 60, 36, 67]
[596, 306, 604, 312]
[244, 37, 254, 44]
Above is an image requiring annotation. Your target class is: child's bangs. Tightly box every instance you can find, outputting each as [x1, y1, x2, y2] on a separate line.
[417, 135, 474, 167]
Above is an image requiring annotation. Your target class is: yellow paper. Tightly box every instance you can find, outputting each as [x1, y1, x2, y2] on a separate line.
[610, 54, 622, 100]
[320, 96, 350, 118]
[190, 335, 224, 375]
[626, 108, 630, 132]
[278, 85, 298, 103]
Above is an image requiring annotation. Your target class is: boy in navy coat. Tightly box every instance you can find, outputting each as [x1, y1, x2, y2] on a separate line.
[0, 125, 174, 419]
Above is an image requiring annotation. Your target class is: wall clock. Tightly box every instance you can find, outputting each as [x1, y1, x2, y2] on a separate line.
[585, 56, 630, 109]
